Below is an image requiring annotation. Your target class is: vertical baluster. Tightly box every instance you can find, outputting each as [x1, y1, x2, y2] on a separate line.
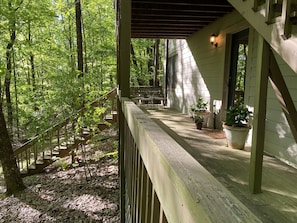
[34, 141, 38, 164]
[20, 153, 23, 170]
[26, 148, 29, 172]
[253, 0, 266, 11]
[131, 144, 137, 222]
[40, 133, 46, 159]
[64, 122, 68, 147]
[49, 131, 53, 157]
[282, 0, 293, 39]
[144, 174, 153, 223]
[57, 128, 60, 149]
[139, 159, 145, 222]
[266, 0, 276, 23]
[150, 188, 161, 223]
[159, 207, 168, 223]
[135, 153, 142, 222]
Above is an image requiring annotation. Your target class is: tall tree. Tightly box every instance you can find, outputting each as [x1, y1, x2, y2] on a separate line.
[75, 0, 83, 78]
[153, 39, 160, 87]
[5, 1, 20, 136]
[0, 102, 25, 195]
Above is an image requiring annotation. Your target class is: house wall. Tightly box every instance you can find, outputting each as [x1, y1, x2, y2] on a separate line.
[167, 11, 249, 127]
[269, 52, 297, 168]
[167, 11, 297, 168]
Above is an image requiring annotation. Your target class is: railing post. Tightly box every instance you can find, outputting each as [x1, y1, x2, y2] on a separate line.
[117, 0, 132, 217]
[282, 0, 293, 39]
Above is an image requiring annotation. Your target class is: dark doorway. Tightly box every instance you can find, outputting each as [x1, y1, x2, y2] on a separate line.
[228, 29, 249, 108]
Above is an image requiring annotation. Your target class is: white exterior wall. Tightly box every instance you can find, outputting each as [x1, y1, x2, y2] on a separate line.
[167, 40, 210, 115]
[167, 11, 297, 168]
[167, 11, 249, 126]
[271, 53, 297, 168]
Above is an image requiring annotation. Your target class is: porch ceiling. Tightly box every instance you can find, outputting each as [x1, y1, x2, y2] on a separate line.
[131, 0, 234, 39]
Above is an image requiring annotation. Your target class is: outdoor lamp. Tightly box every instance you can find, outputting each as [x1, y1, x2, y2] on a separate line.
[210, 34, 218, 47]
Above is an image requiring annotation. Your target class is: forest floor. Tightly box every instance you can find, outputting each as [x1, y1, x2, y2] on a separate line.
[0, 127, 120, 223]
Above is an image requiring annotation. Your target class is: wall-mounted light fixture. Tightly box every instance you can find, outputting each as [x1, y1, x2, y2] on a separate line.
[210, 34, 218, 47]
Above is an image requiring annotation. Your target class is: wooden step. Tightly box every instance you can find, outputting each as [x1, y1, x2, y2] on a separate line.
[98, 123, 108, 131]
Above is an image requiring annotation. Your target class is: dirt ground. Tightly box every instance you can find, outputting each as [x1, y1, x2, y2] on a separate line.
[0, 128, 120, 223]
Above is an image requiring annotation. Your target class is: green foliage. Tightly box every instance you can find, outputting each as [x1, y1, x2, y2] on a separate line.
[191, 97, 208, 112]
[0, 0, 117, 139]
[225, 103, 252, 127]
[194, 115, 204, 124]
[55, 157, 69, 171]
[130, 39, 164, 86]
[234, 43, 248, 104]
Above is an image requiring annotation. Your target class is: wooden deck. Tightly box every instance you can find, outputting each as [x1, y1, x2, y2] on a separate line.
[144, 107, 297, 223]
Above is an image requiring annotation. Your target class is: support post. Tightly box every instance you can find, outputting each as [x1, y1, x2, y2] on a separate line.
[116, 0, 131, 222]
[269, 52, 297, 142]
[249, 35, 269, 194]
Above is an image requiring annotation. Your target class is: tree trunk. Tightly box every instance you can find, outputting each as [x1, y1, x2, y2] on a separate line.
[147, 45, 154, 85]
[66, 0, 75, 73]
[131, 43, 144, 85]
[0, 102, 25, 195]
[5, 29, 16, 136]
[153, 39, 160, 87]
[28, 22, 37, 111]
[13, 48, 20, 138]
[75, 0, 84, 77]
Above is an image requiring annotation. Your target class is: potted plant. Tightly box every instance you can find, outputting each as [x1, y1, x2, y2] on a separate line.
[191, 97, 210, 128]
[194, 114, 204, 130]
[190, 104, 196, 118]
[222, 103, 252, 150]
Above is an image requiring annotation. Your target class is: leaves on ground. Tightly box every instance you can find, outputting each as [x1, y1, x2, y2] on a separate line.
[0, 128, 119, 223]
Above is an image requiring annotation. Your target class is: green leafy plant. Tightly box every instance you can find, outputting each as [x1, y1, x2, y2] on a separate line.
[192, 97, 208, 112]
[225, 103, 252, 127]
[194, 115, 204, 124]
[194, 97, 208, 112]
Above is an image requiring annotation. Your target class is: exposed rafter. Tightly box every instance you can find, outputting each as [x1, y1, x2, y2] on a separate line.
[131, 0, 234, 39]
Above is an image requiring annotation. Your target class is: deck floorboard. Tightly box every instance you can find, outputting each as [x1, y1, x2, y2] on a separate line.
[145, 107, 297, 223]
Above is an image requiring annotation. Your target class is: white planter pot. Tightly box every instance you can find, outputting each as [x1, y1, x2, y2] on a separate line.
[223, 124, 251, 150]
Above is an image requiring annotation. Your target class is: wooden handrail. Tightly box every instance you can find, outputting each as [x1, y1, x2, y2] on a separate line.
[14, 88, 117, 175]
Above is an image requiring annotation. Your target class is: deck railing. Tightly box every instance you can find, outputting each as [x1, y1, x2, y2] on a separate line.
[14, 88, 117, 175]
[120, 98, 261, 222]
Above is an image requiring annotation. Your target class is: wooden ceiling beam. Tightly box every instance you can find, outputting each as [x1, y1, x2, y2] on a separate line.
[132, 0, 233, 7]
[132, 4, 233, 12]
[130, 0, 234, 39]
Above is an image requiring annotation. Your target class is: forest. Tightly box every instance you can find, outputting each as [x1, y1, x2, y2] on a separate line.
[0, 0, 163, 202]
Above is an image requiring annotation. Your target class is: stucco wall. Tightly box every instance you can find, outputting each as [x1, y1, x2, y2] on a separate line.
[167, 11, 297, 168]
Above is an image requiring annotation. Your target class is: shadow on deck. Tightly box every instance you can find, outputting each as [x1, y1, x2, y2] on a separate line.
[144, 107, 297, 223]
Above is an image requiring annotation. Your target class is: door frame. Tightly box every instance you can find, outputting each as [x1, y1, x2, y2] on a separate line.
[227, 29, 249, 108]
